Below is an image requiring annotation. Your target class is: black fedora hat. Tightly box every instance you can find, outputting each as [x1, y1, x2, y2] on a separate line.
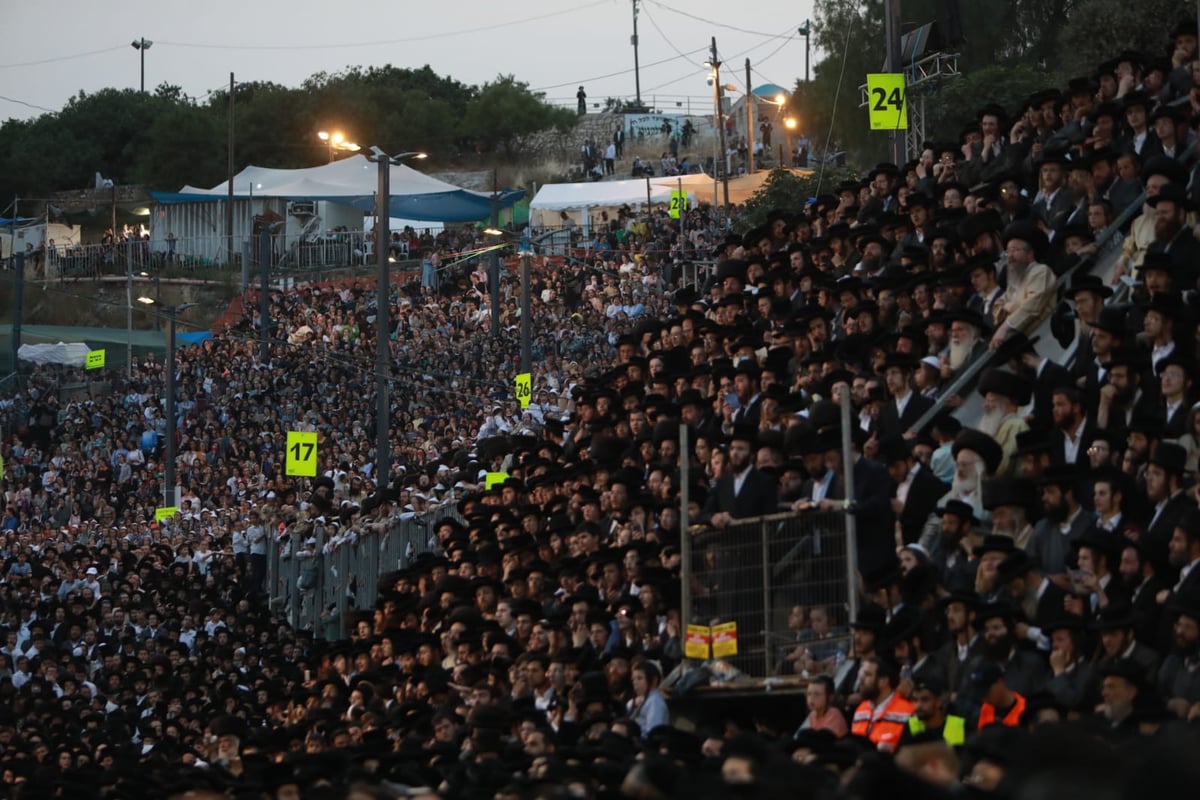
[953, 429, 1004, 475]
[978, 367, 1033, 406]
[1148, 441, 1187, 475]
[1064, 273, 1113, 300]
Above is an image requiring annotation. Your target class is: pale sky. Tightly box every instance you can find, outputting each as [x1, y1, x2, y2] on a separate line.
[1, 0, 817, 122]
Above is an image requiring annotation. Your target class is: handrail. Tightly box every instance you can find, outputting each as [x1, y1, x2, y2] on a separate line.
[908, 191, 1147, 434]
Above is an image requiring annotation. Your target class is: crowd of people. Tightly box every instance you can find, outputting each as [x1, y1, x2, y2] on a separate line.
[3, 16, 1200, 800]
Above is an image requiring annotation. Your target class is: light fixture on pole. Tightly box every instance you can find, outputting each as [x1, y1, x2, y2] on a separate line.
[317, 130, 361, 163]
[131, 38, 153, 93]
[798, 21, 811, 83]
[138, 297, 197, 509]
[139, 271, 161, 330]
[367, 146, 427, 493]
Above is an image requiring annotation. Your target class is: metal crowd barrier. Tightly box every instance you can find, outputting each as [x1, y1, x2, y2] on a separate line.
[265, 504, 461, 639]
[686, 510, 853, 678]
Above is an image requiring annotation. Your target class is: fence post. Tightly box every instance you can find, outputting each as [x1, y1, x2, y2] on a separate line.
[837, 382, 860, 626]
[761, 518, 772, 676]
[678, 424, 692, 651]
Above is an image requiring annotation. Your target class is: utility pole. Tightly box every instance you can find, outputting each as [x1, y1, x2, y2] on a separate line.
[12, 197, 22, 375]
[131, 38, 153, 93]
[373, 155, 392, 491]
[884, 0, 904, 165]
[799, 20, 811, 83]
[259, 227, 270, 364]
[708, 38, 730, 208]
[745, 59, 755, 173]
[632, 0, 643, 109]
[489, 170, 500, 338]
[226, 72, 235, 269]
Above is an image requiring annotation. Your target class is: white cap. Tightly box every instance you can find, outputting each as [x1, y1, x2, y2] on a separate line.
[86, 567, 98, 576]
[920, 356, 941, 370]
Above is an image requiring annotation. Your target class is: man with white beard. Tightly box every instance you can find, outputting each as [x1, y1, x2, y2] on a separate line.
[976, 368, 1032, 477]
[941, 310, 990, 381]
[989, 223, 1056, 350]
[920, 430, 1003, 549]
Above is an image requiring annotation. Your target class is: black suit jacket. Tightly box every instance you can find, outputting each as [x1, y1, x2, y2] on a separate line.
[702, 467, 780, 521]
[854, 456, 897, 577]
[898, 465, 950, 545]
[877, 392, 935, 440]
[1034, 361, 1075, 432]
[1048, 422, 1094, 469]
[1144, 492, 1197, 577]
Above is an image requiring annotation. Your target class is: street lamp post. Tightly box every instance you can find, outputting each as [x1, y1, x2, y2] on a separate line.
[798, 21, 811, 83]
[139, 270, 161, 330]
[131, 38, 153, 93]
[138, 298, 197, 508]
[318, 131, 361, 163]
[367, 147, 426, 493]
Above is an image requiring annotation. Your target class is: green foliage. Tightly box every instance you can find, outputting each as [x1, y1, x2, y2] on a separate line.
[462, 76, 576, 160]
[1056, 0, 1194, 76]
[921, 64, 1049, 144]
[735, 166, 861, 232]
[804, 0, 1103, 164]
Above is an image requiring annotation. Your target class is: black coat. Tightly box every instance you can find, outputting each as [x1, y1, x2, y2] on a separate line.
[702, 467, 780, 521]
[854, 456, 898, 577]
[897, 465, 950, 546]
[1144, 491, 1196, 577]
[877, 393, 935, 440]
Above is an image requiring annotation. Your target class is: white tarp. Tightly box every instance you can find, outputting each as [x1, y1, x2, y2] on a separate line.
[529, 172, 783, 212]
[181, 155, 484, 202]
[18, 342, 91, 367]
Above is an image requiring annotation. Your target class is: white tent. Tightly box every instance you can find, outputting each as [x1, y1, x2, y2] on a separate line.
[529, 171, 786, 214]
[18, 342, 91, 367]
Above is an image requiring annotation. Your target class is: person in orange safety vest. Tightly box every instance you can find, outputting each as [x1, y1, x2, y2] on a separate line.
[850, 656, 915, 750]
[971, 661, 1026, 730]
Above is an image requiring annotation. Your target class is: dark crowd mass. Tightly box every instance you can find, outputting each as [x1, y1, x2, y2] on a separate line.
[7, 17, 1200, 800]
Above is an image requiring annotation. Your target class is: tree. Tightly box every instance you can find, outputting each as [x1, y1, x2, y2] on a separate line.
[461, 76, 576, 160]
[735, 166, 860, 232]
[1056, 0, 1194, 77]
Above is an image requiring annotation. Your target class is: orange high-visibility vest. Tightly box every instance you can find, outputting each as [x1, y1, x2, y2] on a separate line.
[978, 692, 1026, 729]
[851, 693, 915, 747]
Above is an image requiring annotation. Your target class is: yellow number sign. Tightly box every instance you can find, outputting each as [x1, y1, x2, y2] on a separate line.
[85, 349, 106, 369]
[515, 373, 532, 409]
[866, 73, 908, 130]
[669, 190, 688, 219]
[286, 431, 319, 477]
[485, 471, 509, 490]
[155, 506, 179, 522]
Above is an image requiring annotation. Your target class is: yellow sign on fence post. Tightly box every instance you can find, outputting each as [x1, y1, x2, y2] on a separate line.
[85, 350, 106, 369]
[514, 373, 532, 409]
[669, 190, 688, 219]
[685, 625, 712, 660]
[866, 73, 908, 130]
[285, 431, 319, 477]
[155, 506, 179, 523]
[485, 471, 509, 490]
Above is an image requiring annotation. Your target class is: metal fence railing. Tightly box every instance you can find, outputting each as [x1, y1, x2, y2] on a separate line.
[265, 505, 461, 639]
[685, 510, 854, 678]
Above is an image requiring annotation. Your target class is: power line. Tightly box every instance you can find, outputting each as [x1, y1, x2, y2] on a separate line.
[646, 0, 799, 39]
[640, 27, 797, 96]
[0, 94, 58, 114]
[641, 3, 707, 70]
[531, 47, 709, 92]
[157, 1, 608, 51]
[0, 45, 128, 70]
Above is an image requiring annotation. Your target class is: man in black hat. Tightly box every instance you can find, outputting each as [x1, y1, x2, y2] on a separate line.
[877, 354, 934, 441]
[1116, 156, 1187, 276]
[1155, 353, 1194, 438]
[1157, 598, 1200, 715]
[976, 368, 1032, 476]
[1031, 152, 1073, 231]
[990, 222, 1055, 349]
[1093, 605, 1160, 686]
[700, 424, 779, 528]
[1027, 465, 1095, 575]
[884, 435, 949, 546]
[1143, 441, 1195, 576]
[1144, 184, 1200, 284]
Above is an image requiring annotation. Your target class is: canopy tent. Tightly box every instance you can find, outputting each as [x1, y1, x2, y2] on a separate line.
[149, 155, 523, 223]
[530, 171, 794, 214]
[17, 342, 92, 368]
[752, 83, 791, 100]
